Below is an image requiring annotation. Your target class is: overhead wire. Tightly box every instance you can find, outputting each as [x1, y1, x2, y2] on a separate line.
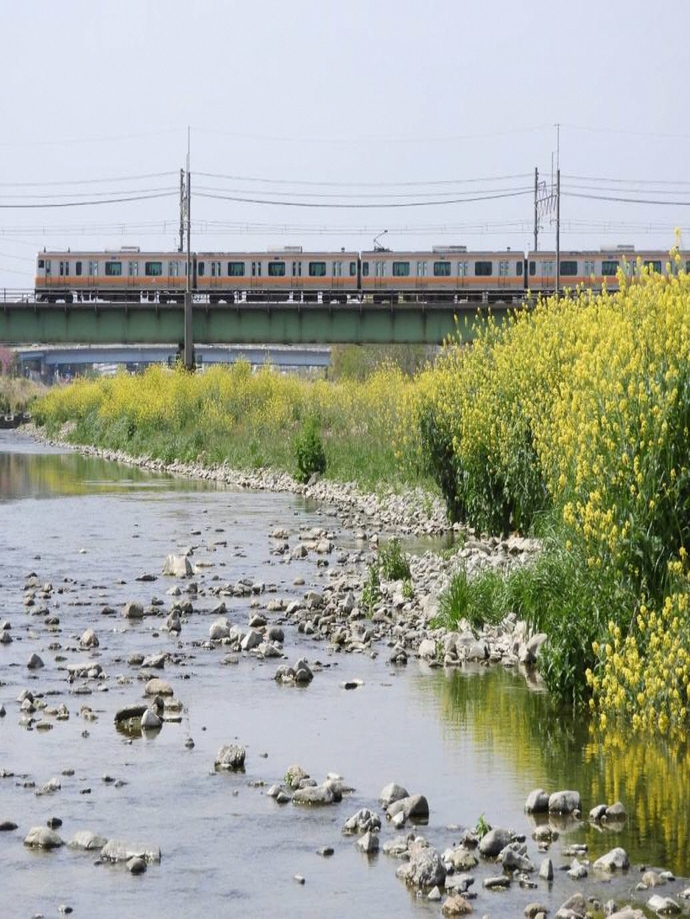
[195, 189, 533, 209]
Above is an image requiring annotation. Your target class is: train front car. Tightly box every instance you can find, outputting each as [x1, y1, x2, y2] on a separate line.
[35, 248, 187, 303]
[194, 249, 360, 304]
[360, 247, 526, 304]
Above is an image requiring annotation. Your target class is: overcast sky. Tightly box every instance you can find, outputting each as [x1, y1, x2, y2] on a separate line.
[1, 0, 689, 290]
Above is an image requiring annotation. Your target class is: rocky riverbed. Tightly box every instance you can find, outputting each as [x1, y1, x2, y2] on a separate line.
[2, 430, 688, 918]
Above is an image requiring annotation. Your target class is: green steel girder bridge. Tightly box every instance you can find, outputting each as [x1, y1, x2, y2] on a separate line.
[0, 297, 517, 350]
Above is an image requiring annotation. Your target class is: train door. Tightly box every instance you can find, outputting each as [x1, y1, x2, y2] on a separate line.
[457, 260, 468, 297]
[415, 259, 428, 295]
[332, 260, 343, 292]
[291, 260, 302, 300]
[209, 260, 222, 296]
[251, 259, 262, 294]
[374, 259, 386, 292]
[87, 259, 99, 294]
[539, 258, 556, 290]
[128, 260, 140, 297]
[498, 259, 509, 291]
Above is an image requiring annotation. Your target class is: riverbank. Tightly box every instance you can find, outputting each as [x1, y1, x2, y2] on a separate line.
[27, 425, 543, 662]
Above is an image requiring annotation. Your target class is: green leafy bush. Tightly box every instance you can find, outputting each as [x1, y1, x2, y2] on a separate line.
[294, 417, 327, 483]
[378, 537, 411, 580]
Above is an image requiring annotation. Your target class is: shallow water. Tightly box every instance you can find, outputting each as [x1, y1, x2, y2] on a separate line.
[1, 430, 688, 918]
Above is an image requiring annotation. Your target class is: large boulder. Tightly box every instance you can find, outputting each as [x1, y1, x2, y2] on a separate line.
[593, 847, 630, 872]
[214, 744, 246, 771]
[396, 838, 446, 889]
[100, 839, 161, 863]
[209, 617, 230, 641]
[24, 827, 64, 849]
[379, 782, 409, 808]
[478, 827, 514, 858]
[386, 794, 429, 823]
[548, 790, 582, 814]
[292, 782, 340, 806]
[69, 830, 108, 850]
[162, 555, 193, 578]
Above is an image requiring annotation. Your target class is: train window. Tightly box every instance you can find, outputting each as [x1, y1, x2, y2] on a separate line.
[433, 261, 450, 277]
[169, 261, 180, 276]
[333, 261, 343, 276]
[601, 260, 619, 276]
[128, 261, 139, 277]
[210, 261, 220, 277]
[458, 261, 468, 277]
[560, 260, 578, 276]
[349, 261, 357, 277]
[251, 261, 262, 277]
[309, 262, 326, 277]
[59, 261, 69, 276]
[198, 262, 206, 277]
[291, 261, 302, 277]
[644, 260, 662, 273]
[498, 261, 509, 277]
[228, 262, 245, 276]
[416, 261, 428, 277]
[38, 259, 45, 269]
[362, 262, 370, 277]
[584, 260, 595, 275]
[268, 262, 286, 277]
[145, 261, 163, 277]
[475, 261, 493, 276]
[516, 261, 523, 277]
[75, 261, 82, 276]
[392, 262, 410, 277]
[105, 261, 122, 277]
[529, 261, 536, 276]
[88, 261, 98, 276]
[45, 260, 52, 275]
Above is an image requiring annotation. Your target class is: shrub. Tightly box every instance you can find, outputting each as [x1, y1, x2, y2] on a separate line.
[378, 537, 411, 581]
[294, 417, 327, 483]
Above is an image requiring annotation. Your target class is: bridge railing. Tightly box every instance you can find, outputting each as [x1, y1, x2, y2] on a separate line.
[0, 289, 34, 304]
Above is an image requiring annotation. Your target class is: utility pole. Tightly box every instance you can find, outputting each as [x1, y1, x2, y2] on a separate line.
[534, 167, 539, 252]
[178, 168, 185, 253]
[555, 123, 561, 298]
[183, 128, 194, 370]
[555, 167, 560, 298]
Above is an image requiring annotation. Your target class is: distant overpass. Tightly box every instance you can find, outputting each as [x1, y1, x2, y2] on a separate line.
[15, 343, 331, 378]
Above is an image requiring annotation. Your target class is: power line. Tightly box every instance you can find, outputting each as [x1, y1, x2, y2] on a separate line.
[195, 189, 533, 209]
[566, 173, 690, 188]
[196, 171, 533, 188]
[565, 191, 690, 207]
[194, 183, 533, 201]
[0, 171, 178, 188]
[0, 191, 178, 210]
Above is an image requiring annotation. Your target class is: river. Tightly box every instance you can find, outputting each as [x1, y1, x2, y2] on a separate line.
[1, 430, 688, 918]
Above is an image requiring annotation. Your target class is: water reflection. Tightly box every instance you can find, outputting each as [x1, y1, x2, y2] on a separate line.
[428, 664, 690, 876]
[0, 449, 218, 501]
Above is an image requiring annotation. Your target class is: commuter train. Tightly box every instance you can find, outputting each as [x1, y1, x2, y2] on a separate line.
[34, 244, 681, 305]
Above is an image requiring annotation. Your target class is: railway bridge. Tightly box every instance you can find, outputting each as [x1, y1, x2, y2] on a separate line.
[0, 296, 518, 350]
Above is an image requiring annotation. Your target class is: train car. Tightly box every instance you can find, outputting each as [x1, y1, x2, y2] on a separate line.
[359, 247, 525, 303]
[194, 248, 360, 303]
[527, 246, 677, 295]
[35, 248, 188, 303]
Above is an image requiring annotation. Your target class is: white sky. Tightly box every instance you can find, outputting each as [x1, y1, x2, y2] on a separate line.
[1, 0, 690, 291]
